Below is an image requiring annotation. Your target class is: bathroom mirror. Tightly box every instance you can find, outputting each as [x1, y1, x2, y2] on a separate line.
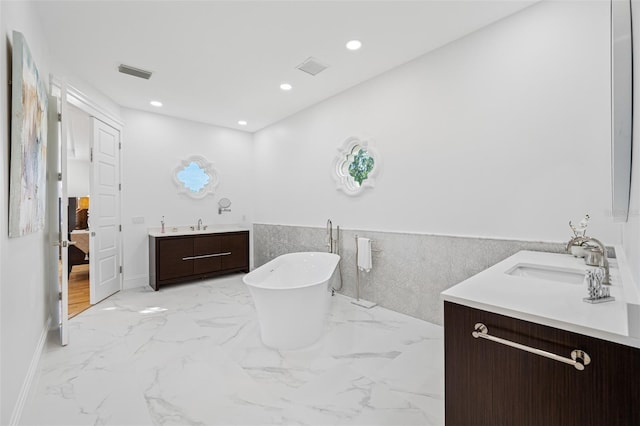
[218, 197, 232, 214]
[173, 155, 219, 199]
[611, 0, 632, 222]
[333, 136, 380, 196]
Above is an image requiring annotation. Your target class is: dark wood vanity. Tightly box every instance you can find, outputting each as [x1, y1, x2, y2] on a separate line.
[444, 301, 640, 426]
[149, 230, 249, 290]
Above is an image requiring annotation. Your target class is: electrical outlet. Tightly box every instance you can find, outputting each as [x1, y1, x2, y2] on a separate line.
[132, 216, 144, 224]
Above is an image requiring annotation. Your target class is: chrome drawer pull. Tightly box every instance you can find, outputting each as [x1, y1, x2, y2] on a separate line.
[472, 323, 591, 371]
[182, 252, 232, 261]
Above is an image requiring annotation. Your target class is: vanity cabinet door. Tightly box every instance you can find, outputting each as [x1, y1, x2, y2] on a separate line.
[157, 237, 194, 281]
[220, 232, 249, 272]
[444, 301, 640, 426]
[193, 235, 222, 274]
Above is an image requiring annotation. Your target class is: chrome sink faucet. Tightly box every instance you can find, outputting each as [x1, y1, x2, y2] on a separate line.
[197, 218, 203, 231]
[566, 236, 610, 285]
[566, 235, 590, 252]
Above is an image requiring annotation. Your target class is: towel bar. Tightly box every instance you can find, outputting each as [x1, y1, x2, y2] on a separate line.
[354, 236, 382, 252]
[472, 323, 591, 371]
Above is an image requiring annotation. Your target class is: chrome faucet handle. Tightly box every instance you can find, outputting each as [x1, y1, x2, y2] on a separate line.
[584, 247, 603, 267]
[575, 236, 610, 286]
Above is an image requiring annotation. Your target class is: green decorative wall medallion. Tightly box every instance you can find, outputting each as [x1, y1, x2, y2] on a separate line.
[333, 137, 380, 196]
[173, 155, 219, 199]
[348, 148, 375, 185]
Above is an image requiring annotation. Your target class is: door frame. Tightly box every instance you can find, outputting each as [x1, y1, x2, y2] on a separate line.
[46, 89, 69, 345]
[50, 78, 124, 333]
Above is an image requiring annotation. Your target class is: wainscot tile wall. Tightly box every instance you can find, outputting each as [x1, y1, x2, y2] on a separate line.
[253, 224, 569, 325]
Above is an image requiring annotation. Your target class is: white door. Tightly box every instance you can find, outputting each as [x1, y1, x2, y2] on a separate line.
[89, 118, 121, 304]
[47, 88, 69, 345]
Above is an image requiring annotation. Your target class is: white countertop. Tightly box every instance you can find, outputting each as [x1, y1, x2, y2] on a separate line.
[441, 250, 640, 348]
[148, 225, 250, 237]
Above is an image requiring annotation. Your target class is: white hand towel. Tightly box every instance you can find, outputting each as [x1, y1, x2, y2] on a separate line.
[357, 237, 372, 272]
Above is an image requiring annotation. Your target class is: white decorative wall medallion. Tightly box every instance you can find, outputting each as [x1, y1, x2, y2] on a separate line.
[173, 155, 219, 199]
[333, 136, 380, 196]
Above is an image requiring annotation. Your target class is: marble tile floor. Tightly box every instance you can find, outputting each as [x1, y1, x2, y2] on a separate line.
[20, 275, 445, 426]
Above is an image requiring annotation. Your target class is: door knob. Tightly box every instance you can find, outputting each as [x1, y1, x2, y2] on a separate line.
[51, 240, 76, 247]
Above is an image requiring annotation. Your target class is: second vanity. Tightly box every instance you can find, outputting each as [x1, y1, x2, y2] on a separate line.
[148, 225, 250, 290]
[441, 250, 640, 426]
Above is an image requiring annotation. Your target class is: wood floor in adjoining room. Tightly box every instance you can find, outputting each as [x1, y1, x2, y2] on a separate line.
[68, 264, 91, 318]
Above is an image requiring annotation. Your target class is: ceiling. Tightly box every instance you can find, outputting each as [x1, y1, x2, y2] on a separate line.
[35, 1, 536, 133]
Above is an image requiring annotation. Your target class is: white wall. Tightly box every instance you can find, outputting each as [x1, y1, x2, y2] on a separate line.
[0, 2, 51, 424]
[121, 109, 254, 288]
[253, 1, 618, 244]
[1, 4, 122, 422]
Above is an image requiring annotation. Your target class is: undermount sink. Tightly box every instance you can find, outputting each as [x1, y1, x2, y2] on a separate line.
[506, 263, 586, 285]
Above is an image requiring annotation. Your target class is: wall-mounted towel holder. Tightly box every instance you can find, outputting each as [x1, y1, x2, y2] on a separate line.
[355, 235, 382, 252]
[353, 235, 378, 309]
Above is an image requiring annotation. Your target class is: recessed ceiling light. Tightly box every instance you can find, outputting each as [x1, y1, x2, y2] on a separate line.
[346, 40, 362, 51]
[238, 120, 248, 126]
[150, 100, 163, 107]
[280, 83, 293, 91]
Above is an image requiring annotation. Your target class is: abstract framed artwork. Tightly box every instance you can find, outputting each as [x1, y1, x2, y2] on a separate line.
[9, 31, 48, 237]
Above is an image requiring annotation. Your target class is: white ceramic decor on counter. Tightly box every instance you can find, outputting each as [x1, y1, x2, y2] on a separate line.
[441, 250, 640, 348]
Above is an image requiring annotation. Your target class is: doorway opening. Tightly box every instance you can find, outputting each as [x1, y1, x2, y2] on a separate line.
[66, 103, 92, 318]
[50, 81, 123, 345]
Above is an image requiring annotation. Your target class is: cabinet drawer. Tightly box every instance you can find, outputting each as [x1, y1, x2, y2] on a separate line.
[157, 238, 193, 281]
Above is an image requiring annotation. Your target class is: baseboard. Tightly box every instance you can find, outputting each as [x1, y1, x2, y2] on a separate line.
[123, 274, 149, 290]
[9, 315, 51, 426]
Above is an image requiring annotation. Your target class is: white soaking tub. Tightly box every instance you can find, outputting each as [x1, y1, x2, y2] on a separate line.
[243, 252, 340, 350]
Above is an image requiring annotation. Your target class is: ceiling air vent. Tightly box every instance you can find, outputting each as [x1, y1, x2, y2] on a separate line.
[296, 57, 329, 76]
[118, 64, 153, 80]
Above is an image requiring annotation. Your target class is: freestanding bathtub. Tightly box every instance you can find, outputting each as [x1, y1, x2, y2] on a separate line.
[243, 252, 340, 350]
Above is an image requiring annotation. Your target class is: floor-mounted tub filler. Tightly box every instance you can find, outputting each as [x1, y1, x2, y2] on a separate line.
[243, 252, 340, 350]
